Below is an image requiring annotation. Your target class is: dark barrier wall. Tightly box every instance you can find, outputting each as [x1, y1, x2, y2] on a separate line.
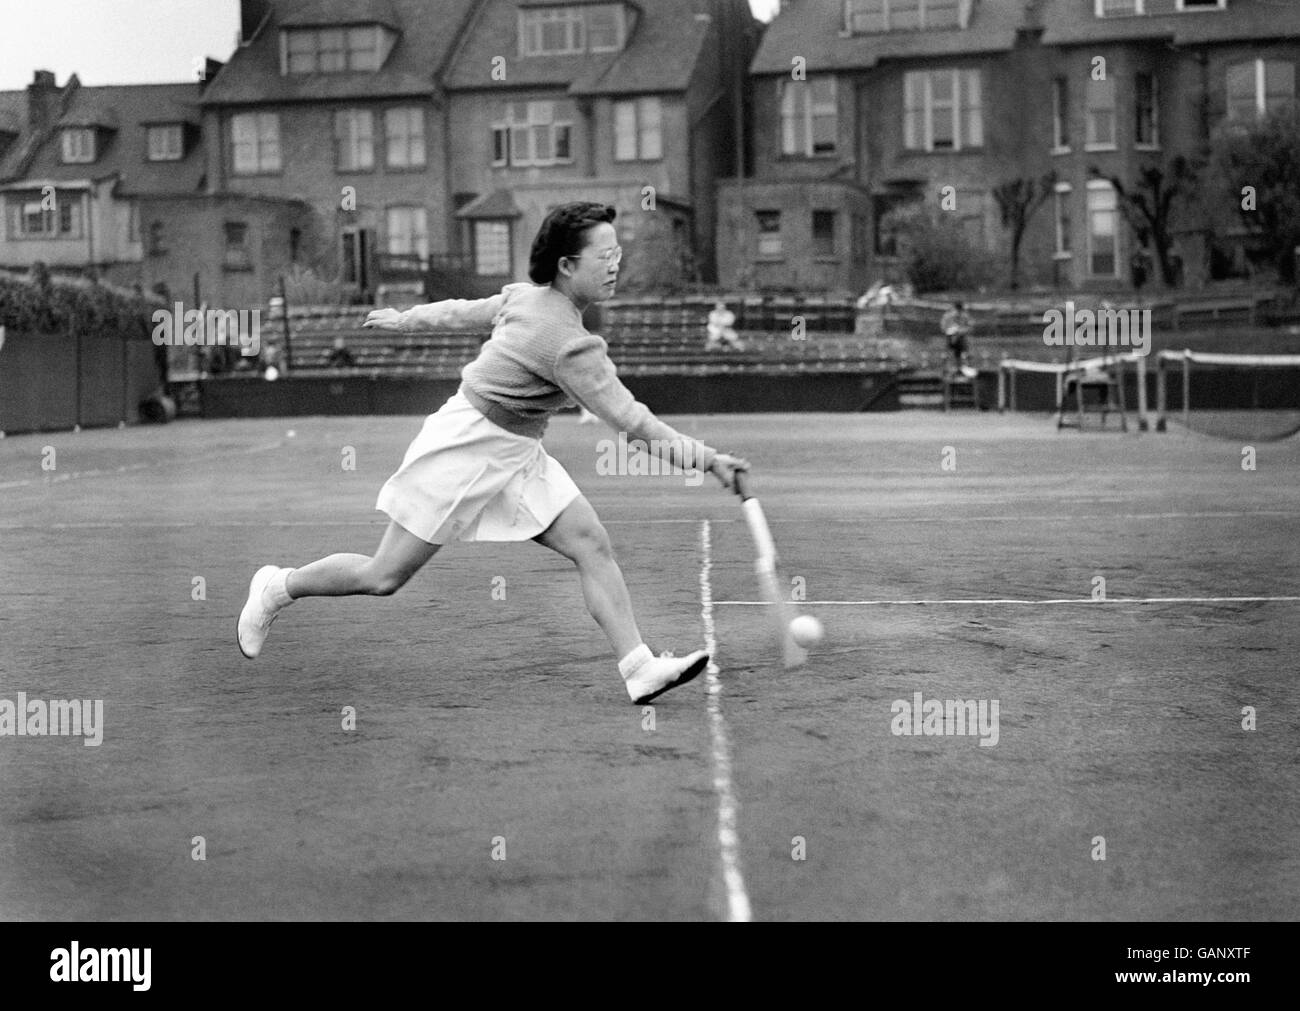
[0, 330, 162, 435]
[0, 330, 77, 433]
[198, 372, 901, 419]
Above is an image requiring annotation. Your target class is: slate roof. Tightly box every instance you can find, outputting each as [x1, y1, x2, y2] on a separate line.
[201, 0, 480, 105]
[750, 0, 1026, 76]
[1039, 0, 1300, 46]
[13, 82, 206, 196]
[442, 0, 716, 95]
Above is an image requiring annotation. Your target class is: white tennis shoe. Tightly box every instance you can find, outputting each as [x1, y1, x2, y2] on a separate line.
[237, 565, 292, 659]
[624, 649, 710, 704]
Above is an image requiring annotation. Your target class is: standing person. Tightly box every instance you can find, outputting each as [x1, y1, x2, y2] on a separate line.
[940, 300, 975, 377]
[237, 203, 749, 704]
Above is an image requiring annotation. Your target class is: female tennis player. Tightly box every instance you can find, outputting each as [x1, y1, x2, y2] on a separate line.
[238, 202, 748, 704]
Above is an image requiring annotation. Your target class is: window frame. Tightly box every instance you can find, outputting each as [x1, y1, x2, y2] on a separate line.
[490, 101, 574, 167]
[614, 97, 664, 162]
[333, 108, 375, 173]
[146, 124, 185, 162]
[755, 209, 783, 260]
[1085, 179, 1120, 279]
[384, 205, 429, 259]
[903, 69, 982, 152]
[779, 76, 838, 158]
[231, 112, 282, 175]
[1134, 71, 1159, 149]
[473, 219, 512, 276]
[384, 107, 426, 169]
[1084, 75, 1117, 151]
[61, 128, 96, 164]
[1053, 182, 1073, 260]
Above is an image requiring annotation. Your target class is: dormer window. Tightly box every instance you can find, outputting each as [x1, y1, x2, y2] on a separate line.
[845, 0, 968, 33]
[147, 124, 185, 161]
[282, 25, 394, 74]
[61, 128, 96, 163]
[1095, 0, 1142, 16]
[518, 4, 627, 57]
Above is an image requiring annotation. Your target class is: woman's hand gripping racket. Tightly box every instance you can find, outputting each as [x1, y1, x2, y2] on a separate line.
[733, 471, 808, 670]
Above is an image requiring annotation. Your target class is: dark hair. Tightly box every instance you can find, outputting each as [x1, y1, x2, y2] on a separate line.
[528, 202, 617, 284]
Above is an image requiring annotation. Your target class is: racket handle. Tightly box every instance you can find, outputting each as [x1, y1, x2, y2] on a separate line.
[733, 468, 752, 500]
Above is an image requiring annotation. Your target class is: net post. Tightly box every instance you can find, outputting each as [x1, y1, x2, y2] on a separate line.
[1136, 353, 1149, 431]
[1155, 352, 1167, 431]
[997, 360, 1006, 412]
[1182, 350, 1191, 430]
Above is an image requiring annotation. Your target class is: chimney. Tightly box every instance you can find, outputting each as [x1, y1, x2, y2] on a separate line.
[240, 0, 272, 45]
[27, 69, 59, 131]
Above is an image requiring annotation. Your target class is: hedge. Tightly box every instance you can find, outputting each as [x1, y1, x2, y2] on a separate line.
[0, 264, 160, 341]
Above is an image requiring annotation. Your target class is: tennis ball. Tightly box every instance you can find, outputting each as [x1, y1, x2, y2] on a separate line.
[789, 614, 824, 647]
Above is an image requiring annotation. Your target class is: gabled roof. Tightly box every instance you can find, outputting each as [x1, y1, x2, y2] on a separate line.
[201, 0, 480, 105]
[13, 82, 206, 197]
[442, 0, 716, 95]
[456, 188, 522, 218]
[280, 0, 401, 29]
[1040, 0, 1300, 46]
[0, 91, 23, 135]
[750, 0, 1026, 76]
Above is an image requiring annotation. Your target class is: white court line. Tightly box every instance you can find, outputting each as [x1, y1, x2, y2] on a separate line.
[716, 596, 1300, 606]
[699, 518, 752, 924]
[0, 440, 286, 490]
[0, 518, 731, 530]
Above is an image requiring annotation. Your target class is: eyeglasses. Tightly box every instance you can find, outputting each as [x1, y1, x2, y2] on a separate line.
[577, 246, 622, 267]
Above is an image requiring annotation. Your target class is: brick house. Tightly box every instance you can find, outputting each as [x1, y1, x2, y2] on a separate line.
[720, 0, 1300, 293]
[439, 0, 759, 292]
[0, 69, 312, 309]
[198, 0, 481, 302]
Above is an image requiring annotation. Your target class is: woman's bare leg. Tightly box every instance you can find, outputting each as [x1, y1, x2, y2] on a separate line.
[533, 496, 643, 658]
[287, 520, 441, 598]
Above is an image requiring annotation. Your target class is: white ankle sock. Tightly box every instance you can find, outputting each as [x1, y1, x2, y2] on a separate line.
[618, 644, 653, 678]
[263, 567, 296, 610]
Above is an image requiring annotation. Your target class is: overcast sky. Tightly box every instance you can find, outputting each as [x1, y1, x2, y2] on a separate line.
[0, 0, 783, 92]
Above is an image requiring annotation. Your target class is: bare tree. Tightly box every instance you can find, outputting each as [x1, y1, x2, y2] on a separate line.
[993, 172, 1056, 290]
[1089, 158, 1196, 288]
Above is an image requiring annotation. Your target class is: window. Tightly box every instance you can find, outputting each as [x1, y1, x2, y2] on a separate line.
[1052, 77, 1070, 150]
[756, 211, 782, 258]
[147, 125, 184, 161]
[1054, 184, 1073, 257]
[904, 69, 981, 151]
[474, 220, 511, 275]
[61, 128, 95, 163]
[1085, 75, 1116, 148]
[519, 5, 624, 56]
[781, 76, 837, 157]
[8, 192, 82, 238]
[284, 26, 382, 74]
[1176, 0, 1224, 9]
[1227, 59, 1297, 120]
[812, 211, 838, 258]
[1095, 0, 1142, 16]
[224, 222, 251, 270]
[845, 0, 963, 32]
[491, 102, 573, 167]
[231, 113, 281, 174]
[385, 206, 428, 259]
[1086, 182, 1119, 277]
[614, 98, 663, 161]
[1135, 72, 1158, 146]
[384, 108, 425, 168]
[334, 109, 374, 171]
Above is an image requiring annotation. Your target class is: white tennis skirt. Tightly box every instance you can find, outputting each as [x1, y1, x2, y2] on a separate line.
[375, 391, 582, 545]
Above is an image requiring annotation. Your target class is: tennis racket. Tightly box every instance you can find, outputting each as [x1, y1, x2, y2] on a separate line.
[734, 471, 808, 669]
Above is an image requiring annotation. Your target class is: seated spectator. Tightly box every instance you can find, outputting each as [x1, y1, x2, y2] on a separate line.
[327, 336, 356, 368]
[705, 301, 744, 351]
[941, 300, 976, 377]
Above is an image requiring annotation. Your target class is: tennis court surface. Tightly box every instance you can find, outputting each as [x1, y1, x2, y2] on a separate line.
[2, 410, 1297, 920]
